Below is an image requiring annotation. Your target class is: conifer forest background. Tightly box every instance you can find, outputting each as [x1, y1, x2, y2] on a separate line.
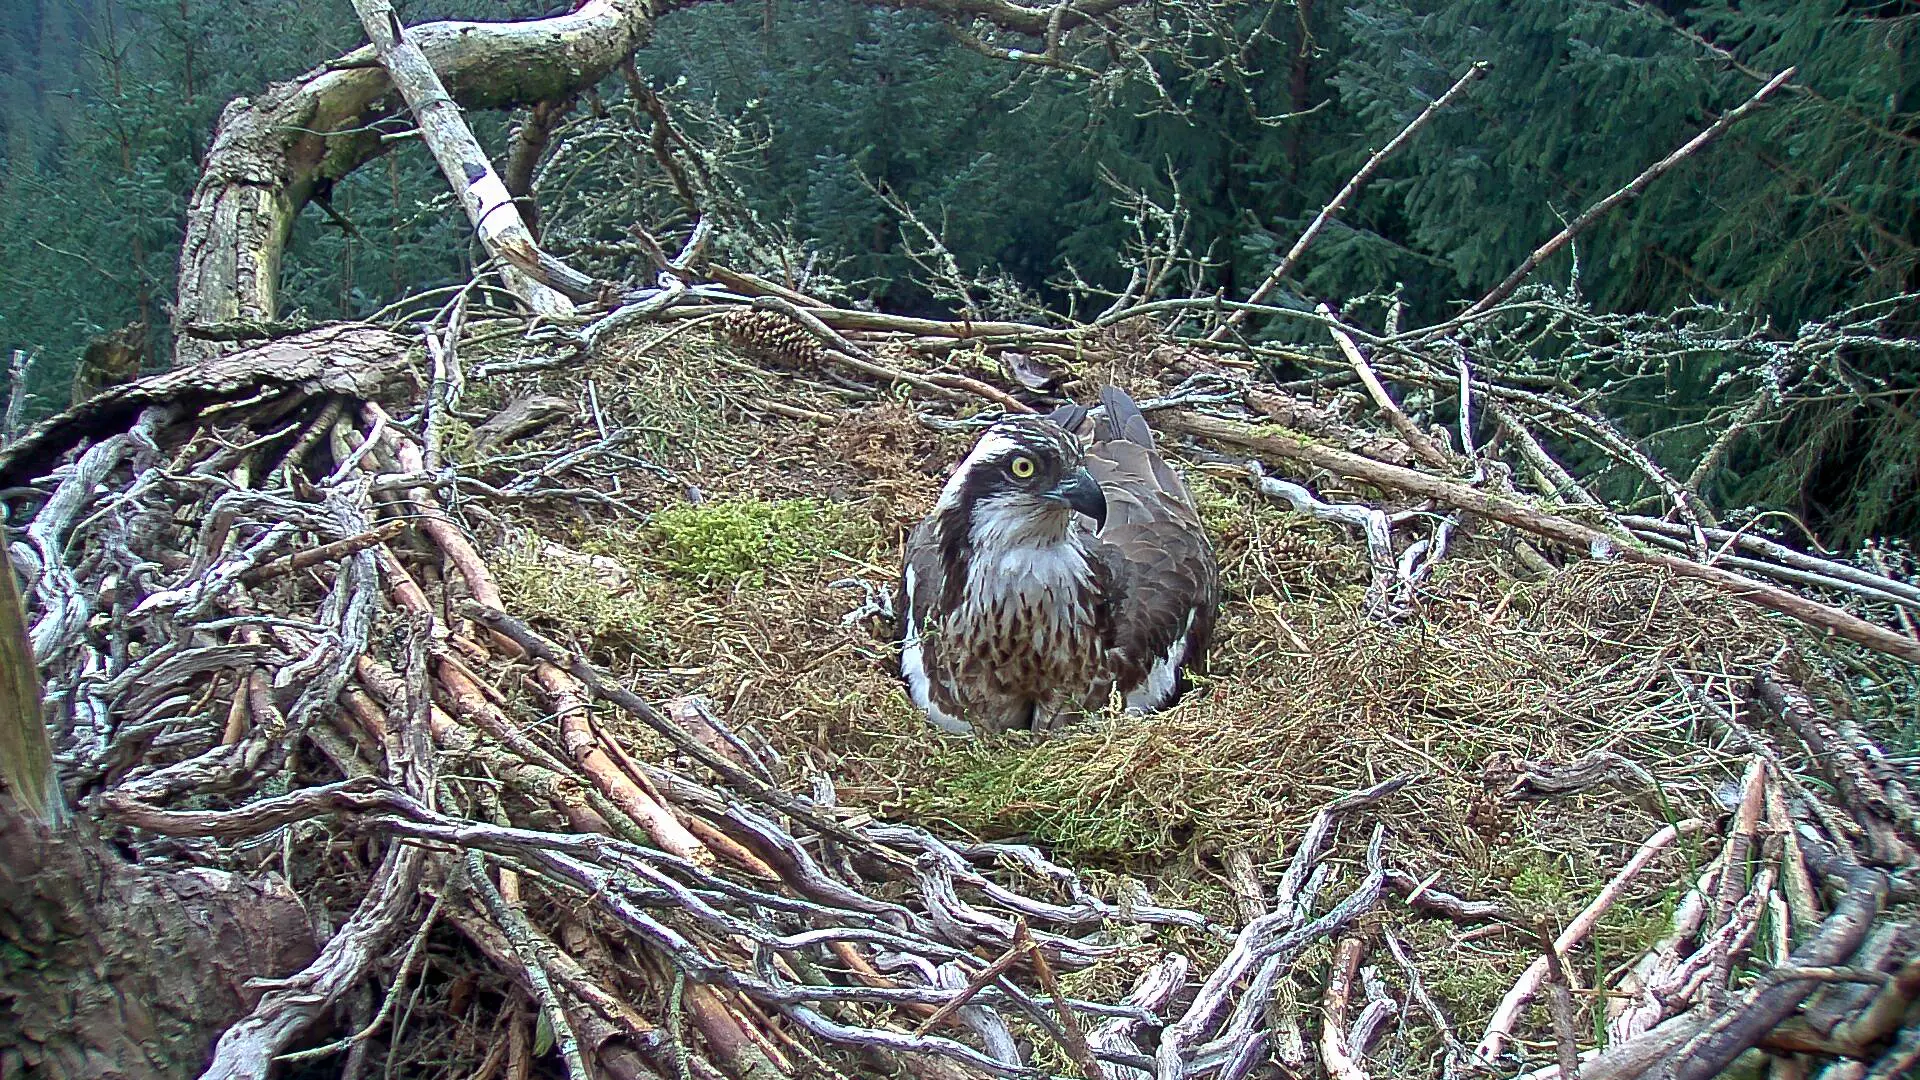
[2, 0, 1915, 546]
[7, 4, 1920, 1078]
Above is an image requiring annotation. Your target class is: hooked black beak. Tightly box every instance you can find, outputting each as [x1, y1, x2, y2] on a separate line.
[1049, 467, 1108, 530]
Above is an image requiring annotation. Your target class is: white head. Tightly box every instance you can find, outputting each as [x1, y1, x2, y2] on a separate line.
[930, 416, 1107, 561]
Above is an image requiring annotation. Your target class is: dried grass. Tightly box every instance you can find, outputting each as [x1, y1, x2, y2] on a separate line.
[468, 325, 1805, 1055]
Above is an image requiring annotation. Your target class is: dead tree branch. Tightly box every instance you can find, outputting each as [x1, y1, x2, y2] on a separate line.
[1458, 67, 1797, 320]
[1217, 61, 1486, 337]
[1164, 411, 1920, 664]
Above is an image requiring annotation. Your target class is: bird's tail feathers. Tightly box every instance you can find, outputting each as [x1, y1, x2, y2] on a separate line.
[1045, 401, 1090, 435]
[1098, 385, 1155, 448]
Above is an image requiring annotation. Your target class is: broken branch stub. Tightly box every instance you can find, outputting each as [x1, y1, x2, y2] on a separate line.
[350, 0, 583, 315]
[174, 1, 660, 362]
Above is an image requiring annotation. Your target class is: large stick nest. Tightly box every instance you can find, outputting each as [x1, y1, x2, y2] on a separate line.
[5, 302, 1917, 1080]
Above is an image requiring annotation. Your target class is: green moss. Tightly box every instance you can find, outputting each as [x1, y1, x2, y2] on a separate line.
[1595, 886, 1678, 966]
[1426, 957, 1518, 1020]
[437, 418, 478, 464]
[1186, 471, 1244, 540]
[644, 497, 869, 585]
[1508, 859, 1574, 912]
[902, 733, 1191, 862]
[493, 540, 672, 657]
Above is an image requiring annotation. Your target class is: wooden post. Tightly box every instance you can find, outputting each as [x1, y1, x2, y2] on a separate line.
[0, 541, 57, 823]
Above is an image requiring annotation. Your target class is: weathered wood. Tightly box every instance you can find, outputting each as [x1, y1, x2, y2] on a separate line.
[3, 348, 35, 439]
[198, 845, 426, 1080]
[1754, 674, 1919, 863]
[0, 323, 410, 489]
[1166, 411, 1920, 665]
[1321, 937, 1369, 1080]
[173, 1, 662, 362]
[0, 543, 54, 823]
[1666, 866, 1888, 1080]
[173, 0, 1141, 364]
[472, 394, 575, 454]
[70, 322, 149, 406]
[350, 0, 587, 316]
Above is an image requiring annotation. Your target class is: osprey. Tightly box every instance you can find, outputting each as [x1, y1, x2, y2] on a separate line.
[898, 387, 1219, 734]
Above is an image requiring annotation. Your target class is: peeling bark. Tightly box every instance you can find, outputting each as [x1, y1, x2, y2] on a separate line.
[0, 323, 410, 489]
[173, 0, 667, 362]
[0, 810, 319, 1080]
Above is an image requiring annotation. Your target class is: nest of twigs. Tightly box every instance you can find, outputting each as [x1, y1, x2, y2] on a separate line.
[4, 300, 1917, 1080]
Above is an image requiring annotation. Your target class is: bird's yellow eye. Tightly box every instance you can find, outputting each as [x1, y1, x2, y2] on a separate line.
[1008, 456, 1037, 479]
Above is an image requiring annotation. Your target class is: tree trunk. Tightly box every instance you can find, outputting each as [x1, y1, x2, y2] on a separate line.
[0, 517, 317, 1080]
[0, 808, 320, 1079]
[167, 0, 1150, 365]
[172, 0, 668, 363]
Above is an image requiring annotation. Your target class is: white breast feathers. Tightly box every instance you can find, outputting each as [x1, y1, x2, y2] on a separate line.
[954, 493, 1096, 650]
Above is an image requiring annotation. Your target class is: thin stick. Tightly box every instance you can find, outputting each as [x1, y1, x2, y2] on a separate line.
[1709, 759, 1770, 1007]
[1321, 936, 1369, 1080]
[1626, 529, 1920, 612]
[1321, 305, 1453, 469]
[832, 942, 942, 1024]
[1028, 929, 1107, 1080]
[1224, 849, 1268, 925]
[1610, 518, 1920, 600]
[536, 660, 714, 867]
[1215, 61, 1487, 337]
[239, 520, 408, 584]
[1383, 930, 1468, 1067]
[1685, 388, 1771, 495]
[1866, 543, 1920, 642]
[4, 348, 36, 441]
[1462, 67, 1795, 318]
[1491, 402, 1602, 506]
[467, 852, 592, 1080]
[912, 920, 1032, 1035]
[1475, 819, 1705, 1062]
[1454, 346, 1480, 475]
[1766, 782, 1821, 935]
[1532, 918, 1582, 1080]
[422, 285, 470, 473]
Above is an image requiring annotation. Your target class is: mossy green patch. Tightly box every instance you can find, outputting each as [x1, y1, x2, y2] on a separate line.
[1507, 857, 1576, 914]
[643, 497, 873, 585]
[492, 538, 673, 659]
[907, 736, 1186, 861]
[1185, 470, 1244, 539]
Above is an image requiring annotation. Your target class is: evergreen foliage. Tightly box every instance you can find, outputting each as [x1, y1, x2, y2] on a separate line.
[0, 0, 521, 409]
[1327, 0, 1919, 326]
[0, 0, 1913, 537]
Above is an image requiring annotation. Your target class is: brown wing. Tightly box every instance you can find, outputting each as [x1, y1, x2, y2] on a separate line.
[1083, 387, 1218, 696]
[897, 516, 974, 733]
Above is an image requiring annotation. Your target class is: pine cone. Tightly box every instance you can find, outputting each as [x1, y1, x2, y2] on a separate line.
[718, 308, 830, 370]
